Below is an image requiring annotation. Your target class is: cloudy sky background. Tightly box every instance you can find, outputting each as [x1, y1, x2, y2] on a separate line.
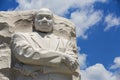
[0, 0, 120, 80]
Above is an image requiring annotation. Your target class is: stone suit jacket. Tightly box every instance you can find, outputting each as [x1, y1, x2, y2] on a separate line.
[10, 32, 78, 74]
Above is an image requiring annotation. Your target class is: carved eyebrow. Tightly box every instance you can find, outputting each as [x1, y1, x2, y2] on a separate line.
[38, 11, 52, 13]
[37, 13, 52, 16]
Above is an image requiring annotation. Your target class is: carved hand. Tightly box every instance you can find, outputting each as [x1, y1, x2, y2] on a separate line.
[62, 54, 79, 71]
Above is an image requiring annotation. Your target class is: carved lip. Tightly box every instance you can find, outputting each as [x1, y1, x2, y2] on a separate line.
[41, 26, 50, 29]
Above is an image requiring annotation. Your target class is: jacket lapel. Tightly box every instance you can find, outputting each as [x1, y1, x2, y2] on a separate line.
[31, 32, 45, 49]
[31, 33, 60, 50]
[49, 34, 60, 51]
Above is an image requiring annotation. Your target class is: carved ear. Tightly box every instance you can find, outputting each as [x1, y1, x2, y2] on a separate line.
[32, 11, 38, 29]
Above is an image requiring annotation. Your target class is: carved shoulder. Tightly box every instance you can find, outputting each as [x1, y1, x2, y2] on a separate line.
[12, 33, 26, 39]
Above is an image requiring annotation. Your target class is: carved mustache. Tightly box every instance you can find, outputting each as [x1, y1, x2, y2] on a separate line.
[37, 21, 52, 26]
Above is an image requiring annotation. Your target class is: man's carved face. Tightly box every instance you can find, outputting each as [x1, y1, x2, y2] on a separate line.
[34, 8, 54, 32]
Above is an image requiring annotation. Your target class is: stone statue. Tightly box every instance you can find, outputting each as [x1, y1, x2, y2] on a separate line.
[0, 8, 80, 80]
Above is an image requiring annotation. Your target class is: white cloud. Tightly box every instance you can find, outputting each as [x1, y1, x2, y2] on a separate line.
[73, 0, 106, 8]
[78, 46, 87, 69]
[15, 0, 107, 38]
[78, 56, 120, 80]
[77, 47, 116, 80]
[81, 64, 118, 80]
[16, 0, 107, 14]
[110, 57, 120, 80]
[77, 48, 119, 80]
[78, 53, 87, 69]
[70, 9, 103, 38]
[79, 57, 120, 80]
[110, 57, 120, 69]
[104, 14, 120, 31]
[16, 0, 74, 15]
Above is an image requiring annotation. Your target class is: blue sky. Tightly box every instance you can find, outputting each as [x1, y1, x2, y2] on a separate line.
[77, 0, 120, 67]
[0, 0, 120, 80]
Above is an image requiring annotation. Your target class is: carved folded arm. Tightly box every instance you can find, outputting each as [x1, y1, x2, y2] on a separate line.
[10, 33, 64, 67]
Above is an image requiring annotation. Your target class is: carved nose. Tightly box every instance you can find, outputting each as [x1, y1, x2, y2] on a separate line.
[42, 17, 47, 22]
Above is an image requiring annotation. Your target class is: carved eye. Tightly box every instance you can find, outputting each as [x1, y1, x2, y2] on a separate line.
[46, 16, 52, 20]
[37, 16, 43, 20]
